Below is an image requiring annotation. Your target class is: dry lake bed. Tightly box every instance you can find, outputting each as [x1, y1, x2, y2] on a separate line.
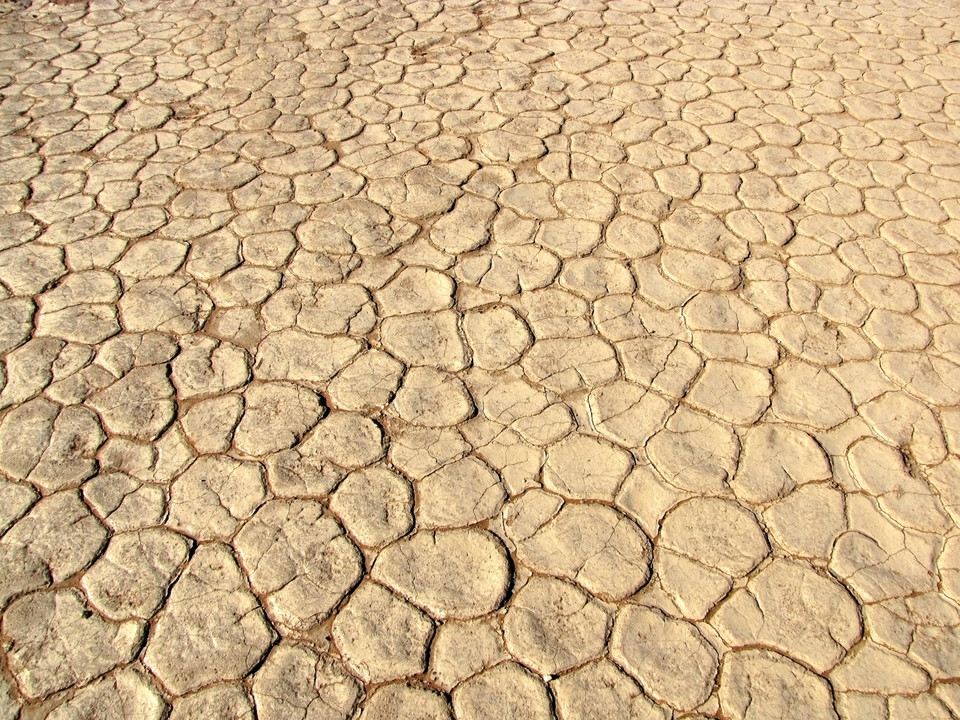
[1, 0, 960, 717]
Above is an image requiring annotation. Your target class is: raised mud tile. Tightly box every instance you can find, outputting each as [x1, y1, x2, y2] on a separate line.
[170, 336, 250, 399]
[252, 644, 360, 720]
[0, 479, 37, 536]
[35, 300, 120, 345]
[521, 336, 619, 394]
[327, 350, 404, 412]
[732, 423, 832, 504]
[1, 489, 106, 586]
[606, 215, 661, 259]
[255, 328, 362, 384]
[168, 455, 265, 541]
[429, 616, 509, 692]
[113, 240, 188, 280]
[263, 283, 376, 337]
[646, 407, 739, 494]
[615, 464, 691, 540]
[330, 466, 414, 547]
[499, 182, 559, 221]
[588, 380, 675, 449]
[297, 411, 385, 469]
[888, 694, 955, 720]
[908, 618, 960, 681]
[143, 543, 276, 696]
[388, 425, 471, 480]
[769, 313, 868, 367]
[181, 394, 244, 454]
[660, 248, 740, 292]
[937, 683, 960, 719]
[0, 338, 65, 410]
[23, 405, 104, 492]
[472, 374, 551, 426]
[331, 581, 433, 684]
[847, 437, 952, 534]
[512, 401, 575, 447]
[610, 605, 719, 712]
[391, 367, 475, 427]
[858, 391, 948, 466]
[0, 397, 60, 479]
[864, 309, 931, 352]
[118, 277, 212, 334]
[942, 536, 960, 603]
[0, 244, 66, 297]
[83, 472, 166, 532]
[503, 575, 610, 675]
[712, 558, 863, 673]
[478, 131, 546, 166]
[44, 669, 167, 720]
[555, 181, 617, 222]
[551, 660, 671, 720]
[685, 360, 773, 425]
[462, 419, 545, 495]
[360, 685, 452, 720]
[771, 359, 856, 430]
[375, 266, 455, 315]
[175, 152, 258, 191]
[462, 306, 533, 371]
[184, 231, 242, 282]
[719, 649, 839, 720]
[521, 288, 592, 339]
[264, 445, 346, 499]
[830, 641, 930, 696]
[95, 333, 179, 378]
[659, 498, 769, 578]
[372, 529, 511, 620]
[880, 352, 960, 407]
[654, 547, 733, 621]
[560, 257, 636, 300]
[234, 499, 363, 634]
[514, 502, 653, 601]
[763, 484, 847, 560]
[459, 245, 562, 296]
[657, 496, 768, 617]
[169, 684, 255, 720]
[451, 662, 553, 720]
[87, 365, 175, 441]
[380, 311, 469, 372]
[830, 494, 940, 603]
[0, 297, 35, 354]
[233, 381, 324, 457]
[415, 456, 506, 529]
[536, 218, 603, 258]
[543, 433, 633, 501]
[3, 589, 145, 700]
[82, 529, 191, 621]
[430, 194, 497, 255]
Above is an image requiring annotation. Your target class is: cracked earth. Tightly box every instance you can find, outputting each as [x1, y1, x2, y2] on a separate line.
[1, 0, 960, 717]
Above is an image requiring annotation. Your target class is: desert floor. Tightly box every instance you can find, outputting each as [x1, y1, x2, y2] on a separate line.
[1, 0, 960, 718]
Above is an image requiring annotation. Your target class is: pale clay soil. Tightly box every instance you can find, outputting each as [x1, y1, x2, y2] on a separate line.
[1, 0, 960, 717]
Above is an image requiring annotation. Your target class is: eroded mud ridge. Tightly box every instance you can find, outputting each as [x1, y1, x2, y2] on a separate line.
[1, 0, 960, 717]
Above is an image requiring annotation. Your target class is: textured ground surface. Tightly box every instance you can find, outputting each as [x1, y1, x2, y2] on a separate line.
[1, 0, 960, 717]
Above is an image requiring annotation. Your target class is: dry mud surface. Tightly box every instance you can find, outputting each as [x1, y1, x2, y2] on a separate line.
[2, 0, 960, 718]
